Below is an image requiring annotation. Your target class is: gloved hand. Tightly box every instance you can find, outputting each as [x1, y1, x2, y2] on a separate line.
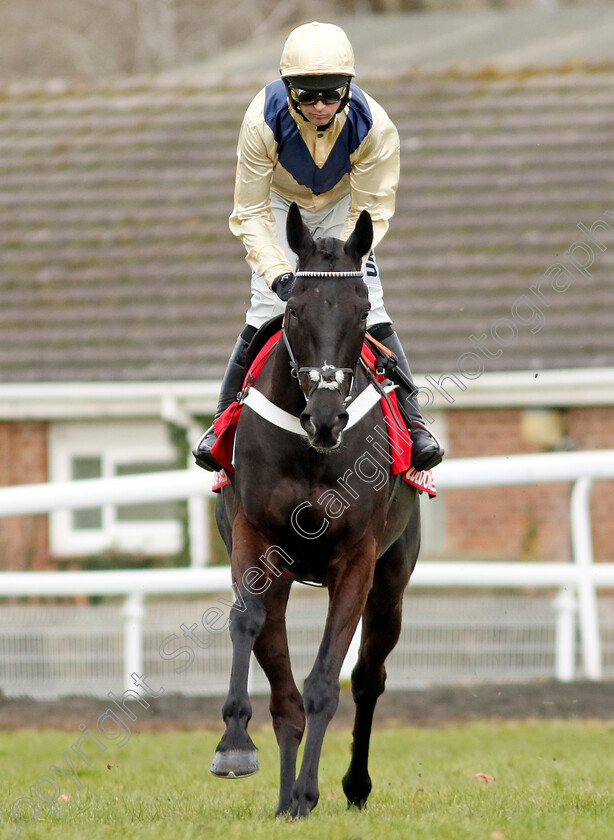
[272, 272, 295, 301]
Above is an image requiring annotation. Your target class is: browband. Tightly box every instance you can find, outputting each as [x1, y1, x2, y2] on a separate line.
[294, 270, 364, 278]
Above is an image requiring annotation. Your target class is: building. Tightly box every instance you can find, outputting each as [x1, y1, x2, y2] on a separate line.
[1, 30, 614, 569]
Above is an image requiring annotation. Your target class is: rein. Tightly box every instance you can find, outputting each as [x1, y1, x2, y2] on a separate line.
[281, 322, 355, 397]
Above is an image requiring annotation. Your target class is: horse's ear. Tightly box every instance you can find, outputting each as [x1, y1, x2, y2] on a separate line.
[286, 201, 315, 259]
[344, 210, 373, 262]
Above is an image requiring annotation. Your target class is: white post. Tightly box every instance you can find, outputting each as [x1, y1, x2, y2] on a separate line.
[553, 587, 576, 682]
[340, 620, 362, 682]
[160, 394, 210, 567]
[570, 477, 602, 679]
[185, 427, 211, 569]
[187, 471, 209, 567]
[122, 592, 145, 692]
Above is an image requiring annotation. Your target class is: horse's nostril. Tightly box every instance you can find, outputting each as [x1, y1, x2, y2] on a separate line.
[335, 411, 349, 433]
[300, 413, 317, 435]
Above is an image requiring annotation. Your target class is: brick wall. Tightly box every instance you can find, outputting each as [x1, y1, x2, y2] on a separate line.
[444, 407, 614, 562]
[0, 421, 50, 571]
[1, 410, 612, 570]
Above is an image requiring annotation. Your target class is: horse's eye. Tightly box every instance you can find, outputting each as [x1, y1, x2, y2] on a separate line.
[360, 310, 369, 322]
[288, 307, 298, 320]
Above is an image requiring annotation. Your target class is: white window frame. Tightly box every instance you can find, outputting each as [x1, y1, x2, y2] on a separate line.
[48, 420, 182, 557]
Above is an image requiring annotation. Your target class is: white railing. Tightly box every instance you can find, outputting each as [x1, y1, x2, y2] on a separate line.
[1, 451, 614, 689]
[0, 467, 214, 516]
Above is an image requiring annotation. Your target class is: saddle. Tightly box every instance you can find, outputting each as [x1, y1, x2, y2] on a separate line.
[244, 314, 284, 373]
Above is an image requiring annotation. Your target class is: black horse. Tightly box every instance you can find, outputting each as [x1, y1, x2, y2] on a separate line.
[212, 203, 421, 818]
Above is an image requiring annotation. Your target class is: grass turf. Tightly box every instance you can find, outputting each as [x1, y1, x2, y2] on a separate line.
[1, 722, 613, 839]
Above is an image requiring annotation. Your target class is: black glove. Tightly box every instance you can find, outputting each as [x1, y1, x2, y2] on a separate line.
[272, 272, 295, 301]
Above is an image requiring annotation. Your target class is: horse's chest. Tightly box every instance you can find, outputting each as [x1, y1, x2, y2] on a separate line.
[240, 471, 384, 550]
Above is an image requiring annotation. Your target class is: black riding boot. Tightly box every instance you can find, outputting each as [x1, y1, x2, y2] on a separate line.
[193, 330, 253, 472]
[371, 326, 444, 471]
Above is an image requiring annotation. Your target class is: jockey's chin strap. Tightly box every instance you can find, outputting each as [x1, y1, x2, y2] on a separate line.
[282, 269, 365, 402]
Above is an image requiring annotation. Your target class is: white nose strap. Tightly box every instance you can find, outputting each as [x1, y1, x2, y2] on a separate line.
[308, 363, 347, 391]
[302, 362, 354, 399]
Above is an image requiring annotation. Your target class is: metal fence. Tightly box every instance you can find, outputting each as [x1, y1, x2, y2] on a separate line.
[1, 592, 613, 700]
[2, 450, 614, 697]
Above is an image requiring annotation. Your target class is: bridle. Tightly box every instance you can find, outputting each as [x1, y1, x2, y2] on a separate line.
[282, 270, 365, 402]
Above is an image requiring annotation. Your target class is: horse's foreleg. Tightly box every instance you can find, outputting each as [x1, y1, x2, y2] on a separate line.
[343, 518, 419, 809]
[210, 586, 266, 778]
[290, 546, 377, 818]
[253, 576, 305, 816]
[210, 519, 268, 779]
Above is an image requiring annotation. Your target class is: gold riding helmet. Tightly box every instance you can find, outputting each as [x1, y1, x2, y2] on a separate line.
[280, 22, 355, 115]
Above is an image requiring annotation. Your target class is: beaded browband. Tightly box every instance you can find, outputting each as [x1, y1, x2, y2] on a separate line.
[293, 270, 364, 278]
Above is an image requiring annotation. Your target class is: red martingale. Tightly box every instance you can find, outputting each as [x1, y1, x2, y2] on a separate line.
[210, 331, 281, 482]
[360, 344, 436, 498]
[211, 333, 436, 497]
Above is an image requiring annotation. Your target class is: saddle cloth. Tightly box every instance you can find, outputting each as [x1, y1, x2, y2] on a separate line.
[211, 331, 436, 498]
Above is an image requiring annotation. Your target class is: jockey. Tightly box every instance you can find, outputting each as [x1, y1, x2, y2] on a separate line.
[194, 21, 444, 473]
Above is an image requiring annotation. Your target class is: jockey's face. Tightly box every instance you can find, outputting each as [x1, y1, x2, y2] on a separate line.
[300, 100, 342, 127]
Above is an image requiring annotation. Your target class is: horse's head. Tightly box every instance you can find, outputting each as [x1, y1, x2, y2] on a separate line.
[284, 202, 373, 451]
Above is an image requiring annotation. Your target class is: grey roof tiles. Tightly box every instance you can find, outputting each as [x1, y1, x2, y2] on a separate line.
[1, 73, 613, 382]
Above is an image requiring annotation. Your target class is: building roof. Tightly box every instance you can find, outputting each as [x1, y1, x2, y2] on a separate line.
[1, 66, 614, 384]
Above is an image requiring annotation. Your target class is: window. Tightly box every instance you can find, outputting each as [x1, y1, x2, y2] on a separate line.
[71, 456, 103, 530]
[49, 421, 183, 557]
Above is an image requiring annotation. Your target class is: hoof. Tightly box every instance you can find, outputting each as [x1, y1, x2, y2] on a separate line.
[210, 749, 259, 779]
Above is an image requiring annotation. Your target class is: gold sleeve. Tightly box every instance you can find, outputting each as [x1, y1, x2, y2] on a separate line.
[340, 95, 400, 251]
[228, 91, 294, 288]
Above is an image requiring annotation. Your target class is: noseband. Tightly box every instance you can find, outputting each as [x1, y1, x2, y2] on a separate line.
[282, 270, 365, 402]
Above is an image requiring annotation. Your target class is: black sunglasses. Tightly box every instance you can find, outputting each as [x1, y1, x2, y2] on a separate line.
[288, 82, 349, 106]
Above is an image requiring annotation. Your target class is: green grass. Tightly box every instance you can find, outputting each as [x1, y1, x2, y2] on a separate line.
[1, 722, 613, 839]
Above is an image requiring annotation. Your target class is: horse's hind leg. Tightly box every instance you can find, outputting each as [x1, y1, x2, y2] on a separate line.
[253, 576, 305, 816]
[342, 533, 416, 809]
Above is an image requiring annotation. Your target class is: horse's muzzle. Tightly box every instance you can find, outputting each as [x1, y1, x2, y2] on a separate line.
[300, 404, 349, 450]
